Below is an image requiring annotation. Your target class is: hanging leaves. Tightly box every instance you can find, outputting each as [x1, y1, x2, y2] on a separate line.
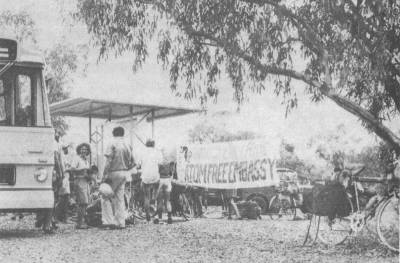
[74, 0, 400, 151]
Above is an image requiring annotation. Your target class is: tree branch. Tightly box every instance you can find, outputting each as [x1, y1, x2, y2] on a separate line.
[182, 25, 400, 153]
[145, 0, 400, 152]
[241, 0, 334, 91]
[343, 0, 379, 34]
[243, 0, 325, 55]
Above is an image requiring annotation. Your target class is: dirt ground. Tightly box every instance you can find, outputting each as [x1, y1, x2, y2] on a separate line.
[0, 209, 398, 263]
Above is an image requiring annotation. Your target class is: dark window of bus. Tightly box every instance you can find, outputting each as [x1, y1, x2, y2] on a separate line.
[0, 79, 11, 125]
[0, 80, 6, 123]
[15, 74, 33, 126]
[35, 73, 47, 126]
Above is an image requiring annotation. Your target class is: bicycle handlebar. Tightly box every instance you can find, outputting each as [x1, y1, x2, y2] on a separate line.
[350, 166, 366, 177]
[349, 165, 399, 185]
[353, 176, 386, 184]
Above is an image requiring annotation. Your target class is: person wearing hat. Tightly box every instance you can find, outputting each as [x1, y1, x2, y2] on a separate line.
[61, 143, 73, 169]
[102, 126, 135, 229]
[70, 142, 93, 229]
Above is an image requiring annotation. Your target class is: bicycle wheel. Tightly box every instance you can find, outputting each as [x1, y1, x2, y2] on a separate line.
[269, 195, 296, 220]
[279, 199, 296, 219]
[290, 197, 297, 221]
[376, 196, 399, 252]
[269, 195, 282, 220]
[179, 193, 192, 218]
[317, 197, 353, 246]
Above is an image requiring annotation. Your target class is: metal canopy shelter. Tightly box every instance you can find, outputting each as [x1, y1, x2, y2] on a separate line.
[50, 97, 202, 163]
[50, 97, 201, 121]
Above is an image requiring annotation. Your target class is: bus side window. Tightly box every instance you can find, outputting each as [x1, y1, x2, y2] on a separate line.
[0, 80, 6, 122]
[0, 79, 11, 125]
[35, 73, 46, 126]
[15, 74, 33, 127]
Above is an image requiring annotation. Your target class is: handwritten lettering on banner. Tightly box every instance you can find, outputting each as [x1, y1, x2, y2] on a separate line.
[176, 140, 280, 189]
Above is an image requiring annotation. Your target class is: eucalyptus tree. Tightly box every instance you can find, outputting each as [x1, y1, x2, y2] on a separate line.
[45, 43, 85, 134]
[75, 0, 400, 152]
[0, 10, 36, 44]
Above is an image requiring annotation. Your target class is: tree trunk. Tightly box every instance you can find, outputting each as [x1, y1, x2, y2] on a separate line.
[325, 92, 400, 154]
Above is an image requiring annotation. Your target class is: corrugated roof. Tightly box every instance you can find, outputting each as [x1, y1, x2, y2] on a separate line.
[50, 97, 202, 121]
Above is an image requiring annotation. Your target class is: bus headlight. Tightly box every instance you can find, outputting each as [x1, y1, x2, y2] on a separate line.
[35, 168, 48, 182]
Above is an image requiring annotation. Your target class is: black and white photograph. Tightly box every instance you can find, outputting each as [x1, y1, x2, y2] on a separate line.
[0, 0, 399, 262]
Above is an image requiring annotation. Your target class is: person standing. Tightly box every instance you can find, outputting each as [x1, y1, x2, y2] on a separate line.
[154, 160, 173, 224]
[140, 139, 163, 223]
[103, 126, 135, 229]
[55, 144, 73, 223]
[53, 130, 64, 198]
[71, 143, 92, 229]
[35, 129, 63, 233]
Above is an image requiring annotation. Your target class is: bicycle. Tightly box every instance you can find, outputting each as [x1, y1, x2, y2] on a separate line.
[269, 188, 297, 220]
[268, 182, 299, 220]
[314, 167, 399, 252]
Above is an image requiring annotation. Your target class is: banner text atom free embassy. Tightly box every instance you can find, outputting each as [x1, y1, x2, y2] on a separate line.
[176, 140, 280, 189]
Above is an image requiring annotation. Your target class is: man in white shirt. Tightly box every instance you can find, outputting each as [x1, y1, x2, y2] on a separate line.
[103, 126, 135, 229]
[140, 139, 163, 222]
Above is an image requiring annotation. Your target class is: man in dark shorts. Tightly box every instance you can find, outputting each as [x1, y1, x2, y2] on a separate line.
[154, 161, 173, 224]
[140, 140, 163, 222]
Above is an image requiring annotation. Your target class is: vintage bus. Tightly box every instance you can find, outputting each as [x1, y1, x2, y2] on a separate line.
[0, 38, 54, 225]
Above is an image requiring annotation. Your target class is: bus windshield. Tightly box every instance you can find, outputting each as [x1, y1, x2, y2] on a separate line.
[0, 66, 51, 127]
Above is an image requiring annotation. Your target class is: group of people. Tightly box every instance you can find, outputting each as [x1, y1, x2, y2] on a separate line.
[50, 126, 174, 231]
[51, 129, 98, 229]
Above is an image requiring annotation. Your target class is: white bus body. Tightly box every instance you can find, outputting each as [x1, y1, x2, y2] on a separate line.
[0, 38, 54, 212]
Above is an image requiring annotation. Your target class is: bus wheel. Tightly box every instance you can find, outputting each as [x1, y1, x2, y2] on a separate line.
[249, 195, 268, 214]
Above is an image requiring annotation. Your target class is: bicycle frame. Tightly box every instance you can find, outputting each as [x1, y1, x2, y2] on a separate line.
[351, 175, 398, 222]
[347, 173, 399, 252]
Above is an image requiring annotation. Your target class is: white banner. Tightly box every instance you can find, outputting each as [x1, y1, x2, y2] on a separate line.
[176, 139, 280, 189]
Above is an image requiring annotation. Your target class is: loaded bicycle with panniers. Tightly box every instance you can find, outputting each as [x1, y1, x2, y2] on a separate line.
[303, 165, 399, 252]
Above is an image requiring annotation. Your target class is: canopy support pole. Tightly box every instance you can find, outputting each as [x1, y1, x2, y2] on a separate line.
[108, 106, 112, 122]
[151, 110, 155, 139]
[89, 102, 92, 165]
[100, 124, 104, 178]
[129, 106, 133, 146]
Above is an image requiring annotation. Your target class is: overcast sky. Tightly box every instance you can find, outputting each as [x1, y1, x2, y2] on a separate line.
[2, 0, 398, 161]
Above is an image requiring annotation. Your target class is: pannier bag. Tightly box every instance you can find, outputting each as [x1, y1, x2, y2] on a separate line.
[86, 199, 102, 227]
[300, 182, 352, 220]
[236, 201, 261, 220]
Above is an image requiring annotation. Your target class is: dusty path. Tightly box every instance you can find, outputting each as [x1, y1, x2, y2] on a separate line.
[0, 213, 397, 263]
